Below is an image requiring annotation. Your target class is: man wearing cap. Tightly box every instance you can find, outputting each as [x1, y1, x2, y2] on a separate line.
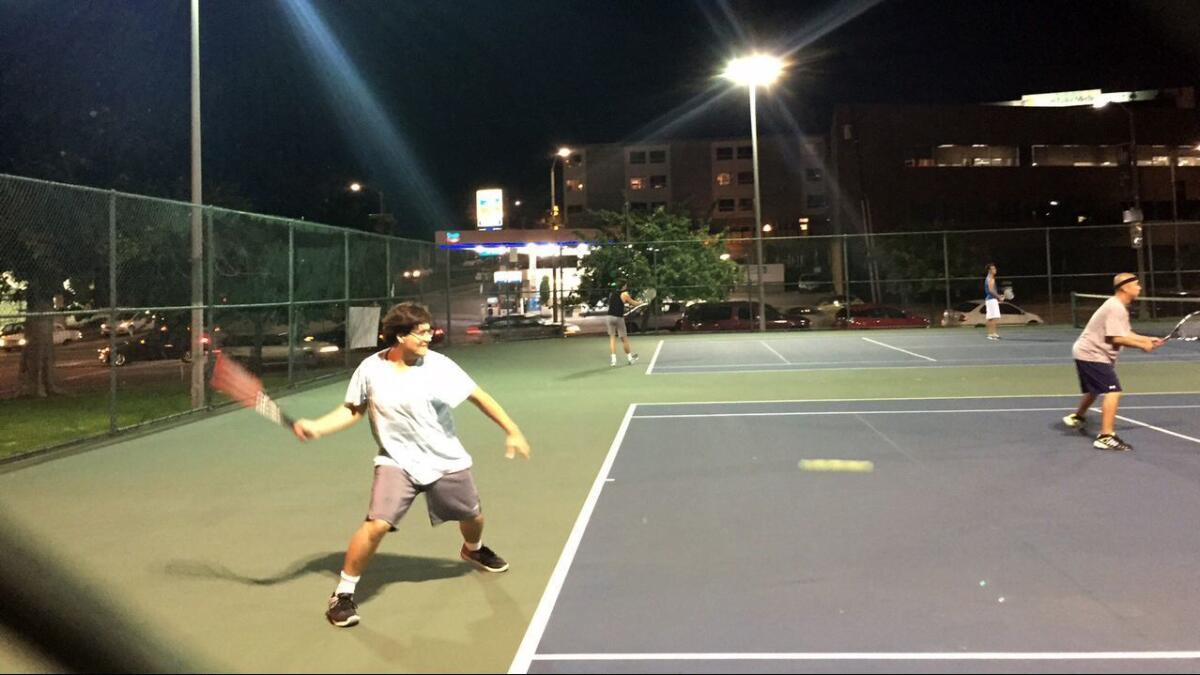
[1062, 273, 1163, 451]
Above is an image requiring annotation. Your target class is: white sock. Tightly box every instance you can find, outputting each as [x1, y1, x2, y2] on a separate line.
[465, 540, 483, 552]
[610, 355, 616, 364]
[335, 571, 360, 596]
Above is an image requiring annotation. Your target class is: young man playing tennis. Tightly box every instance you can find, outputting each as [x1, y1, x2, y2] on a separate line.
[1063, 273, 1162, 451]
[292, 302, 531, 628]
[984, 263, 1002, 340]
[605, 279, 641, 367]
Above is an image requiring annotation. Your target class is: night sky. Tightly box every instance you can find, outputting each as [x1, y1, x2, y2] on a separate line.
[1, 0, 1197, 237]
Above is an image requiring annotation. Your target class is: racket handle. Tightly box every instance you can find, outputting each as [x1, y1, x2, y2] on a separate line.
[280, 412, 296, 429]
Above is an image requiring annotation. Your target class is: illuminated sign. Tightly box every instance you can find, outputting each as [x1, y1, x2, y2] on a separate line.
[476, 188, 504, 230]
[446, 231, 461, 243]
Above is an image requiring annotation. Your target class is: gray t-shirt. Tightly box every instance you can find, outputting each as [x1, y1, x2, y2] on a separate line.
[345, 350, 477, 484]
[1071, 296, 1131, 364]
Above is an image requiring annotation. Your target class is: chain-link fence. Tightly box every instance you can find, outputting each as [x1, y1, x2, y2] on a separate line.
[0, 174, 446, 460]
[5, 172, 1198, 459]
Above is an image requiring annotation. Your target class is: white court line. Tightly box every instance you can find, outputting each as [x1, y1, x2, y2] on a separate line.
[644, 339, 664, 375]
[508, 404, 637, 675]
[1088, 409, 1200, 446]
[861, 337, 937, 361]
[759, 341, 791, 364]
[642, 391, 1200, 406]
[532, 651, 1200, 662]
[632, 405, 1200, 420]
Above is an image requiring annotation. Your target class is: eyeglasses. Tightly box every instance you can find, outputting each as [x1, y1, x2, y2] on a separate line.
[406, 329, 435, 341]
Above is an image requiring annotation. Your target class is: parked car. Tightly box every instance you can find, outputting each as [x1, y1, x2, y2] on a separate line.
[464, 314, 580, 343]
[100, 311, 157, 337]
[623, 301, 685, 333]
[814, 295, 866, 313]
[1, 322, 83, 351]
[834, 304, 930, 329]
[795, 275, 834, 292]
[98, 326, 212, 367]
[217, 330, 340, 365]
[940, 300, 1044, 327]
[677, 301, 808, 332]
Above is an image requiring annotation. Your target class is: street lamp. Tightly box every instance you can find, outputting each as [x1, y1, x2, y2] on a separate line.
[348, 181, 386, 216]
[1093, 97, 1145, 287]
[723, 53, 784, 332]
[550, 147, 571, 231]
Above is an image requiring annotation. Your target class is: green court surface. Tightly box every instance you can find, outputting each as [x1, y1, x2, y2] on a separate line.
[2, 329, 1198, 673]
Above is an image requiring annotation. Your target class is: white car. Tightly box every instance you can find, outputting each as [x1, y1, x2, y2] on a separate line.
[100, 311, 157, 337]
[941, 300, 1044, 327]
[1, 322, 84, 351]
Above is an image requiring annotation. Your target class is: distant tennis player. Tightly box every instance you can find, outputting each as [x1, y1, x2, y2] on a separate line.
[984, 262, 1002, 340]
[1062, 273, 1163, 451]
[292, 302, 531, 628]
[605, 279, 641, 367]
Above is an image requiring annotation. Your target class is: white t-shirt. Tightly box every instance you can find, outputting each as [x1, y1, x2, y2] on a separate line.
[345, 350, 477, 484]
[1071, 296, 1131, 364]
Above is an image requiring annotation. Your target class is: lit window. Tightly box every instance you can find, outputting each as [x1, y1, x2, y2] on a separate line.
[566, 179, 584, 192]
[629, 177, 645, 190]
[1031, 145, 1121, 167]
[716, 172, 732, 186]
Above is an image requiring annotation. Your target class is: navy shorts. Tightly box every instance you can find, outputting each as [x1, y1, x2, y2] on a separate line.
[1074, 359, 1121, 395]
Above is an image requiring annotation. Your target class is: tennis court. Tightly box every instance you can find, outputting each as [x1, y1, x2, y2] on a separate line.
[3, 330, 1200, 673]
[514, 394, 1200, 673]
[646, 326, 1200, 374]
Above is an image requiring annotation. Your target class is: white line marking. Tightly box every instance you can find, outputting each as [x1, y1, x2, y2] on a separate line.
[645, 339, 664, 375]
[854, 414, 919, 463]
[632, 405, 1200, 420]
[508, 404, 637, 675]
[860, 337, 937, 361]
[648, 359, 1200, 374]
[640, 391, 1200, 406]
[759, 340, 790, 364]
[531, 651, 1200, 662]
[1089, 409, 1200, 446]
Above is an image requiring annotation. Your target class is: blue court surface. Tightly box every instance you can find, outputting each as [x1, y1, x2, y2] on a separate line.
[510, 393, 1200, 674]
[645, 327, 1200, 375]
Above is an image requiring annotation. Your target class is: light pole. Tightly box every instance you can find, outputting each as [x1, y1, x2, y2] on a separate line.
[550, 147, 570, 322]
[1093, 98, 1145, 285]
[189, 0, 204, 409]
[723, 53, 784, 332]
[349, 181, 391, 234]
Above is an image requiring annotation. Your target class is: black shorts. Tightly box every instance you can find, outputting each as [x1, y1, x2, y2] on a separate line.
[1074, 359, 1121, 395]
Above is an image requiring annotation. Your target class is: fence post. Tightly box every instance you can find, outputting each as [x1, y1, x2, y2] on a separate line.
[942, 231, 950, 312]
[344, 231, 351, 369]
[287, 223, 295, 386]
[444, 247, 452, 346]
[1044, 227, 1054, 323]
[205, 210, 214, 389]
[108, 191, 117, 434]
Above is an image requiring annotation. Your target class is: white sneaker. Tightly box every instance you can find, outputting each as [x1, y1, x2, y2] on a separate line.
[1062, 413, 1086, 430]
[986, 334, 1000, 341]
[628, 353, 639, 365]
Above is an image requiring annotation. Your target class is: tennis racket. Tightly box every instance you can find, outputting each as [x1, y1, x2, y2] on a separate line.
[1162, 311, 1200, 342]
[642, 287, 657, 303]
[1002, 287, 1014, 300]
[209, 352, 296, 429]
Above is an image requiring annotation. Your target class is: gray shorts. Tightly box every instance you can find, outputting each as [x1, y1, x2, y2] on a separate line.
[367, 466, 481, 529]
[604, 315, 627, 338]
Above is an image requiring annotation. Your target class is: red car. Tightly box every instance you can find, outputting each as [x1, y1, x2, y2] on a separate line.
[677, 301, 808, 331]
[833, 304, 929, 329]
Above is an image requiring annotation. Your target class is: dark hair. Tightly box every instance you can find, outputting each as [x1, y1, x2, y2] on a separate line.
[985, 262, 996, 272]
[381, 302, 432, 345]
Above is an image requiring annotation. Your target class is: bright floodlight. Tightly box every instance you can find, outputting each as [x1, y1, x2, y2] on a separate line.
[1092, 98, 1109, 109]
[723, 54, 784, 87]
[349, 182, 363, 192]
[557, 147, 572, 158]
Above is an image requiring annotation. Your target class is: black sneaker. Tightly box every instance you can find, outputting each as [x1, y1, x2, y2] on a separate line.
[1093, 433, 1132, 452]
[460, 544, 509, 572]
[1062, 413, 1086, 430]
[326, 593, 359, 627]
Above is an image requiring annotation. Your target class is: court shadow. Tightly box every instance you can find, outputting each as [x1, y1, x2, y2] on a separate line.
[162, 552, 470, 603]
[559, 365, 623, 380]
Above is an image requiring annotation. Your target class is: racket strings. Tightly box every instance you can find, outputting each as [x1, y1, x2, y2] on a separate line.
[1171, 314, 1200, 341]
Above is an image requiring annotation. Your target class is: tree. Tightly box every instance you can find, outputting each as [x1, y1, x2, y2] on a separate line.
[538, 275, 551, 308]
[571, 209, 739, 322]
